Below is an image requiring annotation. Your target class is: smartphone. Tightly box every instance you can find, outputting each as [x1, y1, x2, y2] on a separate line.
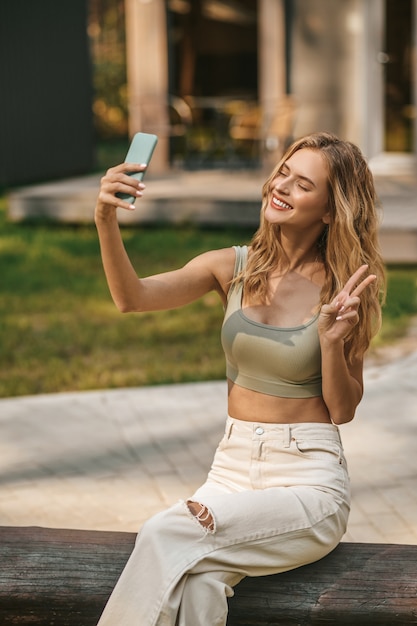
[116, 132, 158, 203]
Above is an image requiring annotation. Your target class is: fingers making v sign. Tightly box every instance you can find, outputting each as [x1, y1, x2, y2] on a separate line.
[318, 265, 377, 342]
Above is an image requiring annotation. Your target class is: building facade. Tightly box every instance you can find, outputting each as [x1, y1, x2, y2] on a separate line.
[125, 0, 417, 173]
[0, 0, 93, 186]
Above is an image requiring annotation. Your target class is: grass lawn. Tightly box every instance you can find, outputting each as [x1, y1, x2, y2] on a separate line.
[1, 195, 416, 398]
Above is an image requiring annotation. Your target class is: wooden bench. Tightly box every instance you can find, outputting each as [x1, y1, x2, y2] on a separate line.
[1, 526, 416, 625]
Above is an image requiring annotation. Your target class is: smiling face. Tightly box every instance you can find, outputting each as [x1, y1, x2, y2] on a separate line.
[264, 148, 330, 232]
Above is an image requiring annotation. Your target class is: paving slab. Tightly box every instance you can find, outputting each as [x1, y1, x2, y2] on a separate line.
[1, 351, 417, 544]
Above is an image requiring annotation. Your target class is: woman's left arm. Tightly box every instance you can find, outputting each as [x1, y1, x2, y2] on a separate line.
[318, 266, 376, 425]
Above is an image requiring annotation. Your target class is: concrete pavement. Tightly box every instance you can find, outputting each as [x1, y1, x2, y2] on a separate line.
[1, 348, 417, 544]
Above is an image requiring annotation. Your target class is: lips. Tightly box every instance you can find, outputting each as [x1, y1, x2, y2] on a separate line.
[272, 196, 293, 210]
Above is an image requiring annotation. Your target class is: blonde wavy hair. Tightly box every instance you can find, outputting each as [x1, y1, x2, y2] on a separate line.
[240, 131, 386, 362]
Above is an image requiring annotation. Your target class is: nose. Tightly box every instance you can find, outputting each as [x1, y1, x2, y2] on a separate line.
[275, 177, 290, 195]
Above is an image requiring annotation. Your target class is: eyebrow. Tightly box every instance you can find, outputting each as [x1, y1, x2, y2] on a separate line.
[280, 163, 317, 188]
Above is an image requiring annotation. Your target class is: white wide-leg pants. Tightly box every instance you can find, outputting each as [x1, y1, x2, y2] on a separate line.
[97, 417, 350, 626]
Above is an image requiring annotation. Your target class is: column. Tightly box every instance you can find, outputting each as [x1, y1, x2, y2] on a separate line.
[362, 0, 385, 159]
[125, 0, 169, 172]
[413, 0, 417, 161]
[258, 0, 287, 169]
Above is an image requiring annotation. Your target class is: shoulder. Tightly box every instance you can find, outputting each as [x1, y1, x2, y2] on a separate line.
[185, 246, 238, 301]
[187, 246, 236, 277]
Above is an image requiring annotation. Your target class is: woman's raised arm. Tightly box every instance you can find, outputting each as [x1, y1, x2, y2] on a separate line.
[95, 164, 234, 313]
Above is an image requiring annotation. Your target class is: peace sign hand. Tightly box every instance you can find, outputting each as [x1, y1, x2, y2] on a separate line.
[318, 265, 376, 342]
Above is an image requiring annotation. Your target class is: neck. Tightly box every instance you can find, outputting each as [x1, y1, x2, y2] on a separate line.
[277, 224, 327, 270]
[278, 240, 319, 272]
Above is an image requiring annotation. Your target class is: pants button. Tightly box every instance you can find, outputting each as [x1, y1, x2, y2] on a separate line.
[255, 427, 264, 435]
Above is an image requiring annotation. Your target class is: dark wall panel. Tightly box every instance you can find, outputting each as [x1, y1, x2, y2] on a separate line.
[0, 0, 93, 186]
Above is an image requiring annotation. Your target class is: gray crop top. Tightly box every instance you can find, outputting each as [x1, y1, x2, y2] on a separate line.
[221, 246, 322, 398]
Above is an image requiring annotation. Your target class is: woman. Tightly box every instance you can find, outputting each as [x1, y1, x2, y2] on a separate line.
[95, 132, 385, 625]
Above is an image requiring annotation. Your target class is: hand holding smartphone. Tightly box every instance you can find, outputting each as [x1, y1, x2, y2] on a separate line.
[116, 132, 158, 204]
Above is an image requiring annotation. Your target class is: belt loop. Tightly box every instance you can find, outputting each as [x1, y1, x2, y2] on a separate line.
[225, 418, 233, 439]
[335, 425, 342, 447]
[283, 424, 291, 448]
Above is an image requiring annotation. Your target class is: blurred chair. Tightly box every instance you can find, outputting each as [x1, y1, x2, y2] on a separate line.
[228, 103, 262, 161]
[168, 95, 193, 136]
[167, 95, 194, 164]
[229, 96, 297, 164]
[179, 95, 239, 165]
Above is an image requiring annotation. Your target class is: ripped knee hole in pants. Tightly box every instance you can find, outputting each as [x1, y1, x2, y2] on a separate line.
[186, 500, 216, 533]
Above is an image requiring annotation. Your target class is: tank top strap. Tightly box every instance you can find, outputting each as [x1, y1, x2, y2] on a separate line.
[233, 245, 248, 277]
[227, 246, 247, 304]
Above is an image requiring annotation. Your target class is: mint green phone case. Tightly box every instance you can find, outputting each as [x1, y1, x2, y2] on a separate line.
[116, 132, 158, 202]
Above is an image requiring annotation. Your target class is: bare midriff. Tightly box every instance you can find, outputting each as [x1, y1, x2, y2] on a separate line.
[227, 380, 331, 424]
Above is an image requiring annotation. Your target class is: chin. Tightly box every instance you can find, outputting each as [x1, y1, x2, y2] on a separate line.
[264, 208, 290, 224]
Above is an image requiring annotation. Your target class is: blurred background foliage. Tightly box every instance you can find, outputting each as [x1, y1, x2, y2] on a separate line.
[88, 0, 129, 168]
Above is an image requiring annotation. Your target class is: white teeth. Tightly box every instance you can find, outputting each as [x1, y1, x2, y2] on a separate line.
[273, 197, 292, 210]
